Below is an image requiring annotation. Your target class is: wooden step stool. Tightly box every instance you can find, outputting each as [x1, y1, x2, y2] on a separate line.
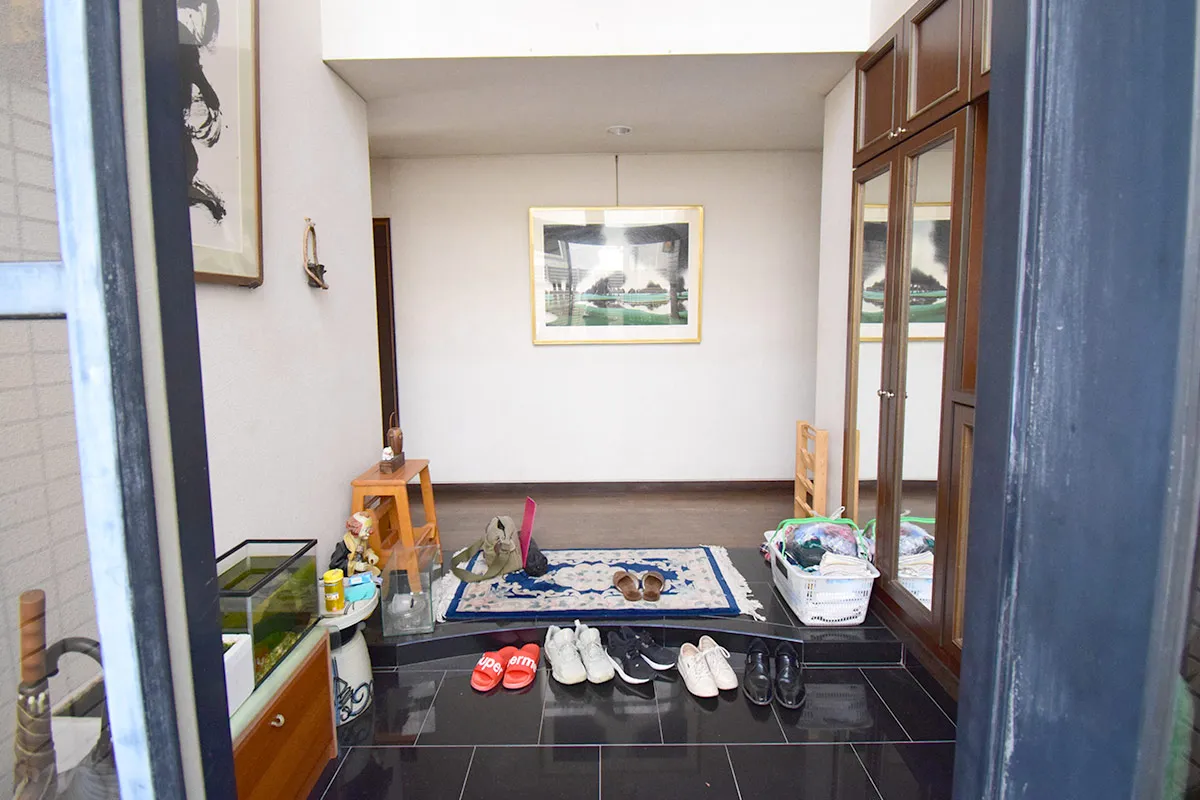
[350, 459, 441, 592]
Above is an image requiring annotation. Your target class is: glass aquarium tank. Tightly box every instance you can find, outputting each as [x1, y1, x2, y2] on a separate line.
[217, 539, 318, 684]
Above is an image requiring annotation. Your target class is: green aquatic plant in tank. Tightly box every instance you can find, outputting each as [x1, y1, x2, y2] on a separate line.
[217, 540, 318, 684]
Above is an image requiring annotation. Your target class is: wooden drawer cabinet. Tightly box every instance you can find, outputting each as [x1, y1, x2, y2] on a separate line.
[854, 20, 903, 166]
[900, 0, 971, 137]
[232, 630, 336, 800]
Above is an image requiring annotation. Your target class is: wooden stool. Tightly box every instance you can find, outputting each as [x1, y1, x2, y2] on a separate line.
[350, 459, 441, 592]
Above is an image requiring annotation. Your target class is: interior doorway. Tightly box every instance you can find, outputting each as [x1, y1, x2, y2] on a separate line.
[373, 218, 400, 443]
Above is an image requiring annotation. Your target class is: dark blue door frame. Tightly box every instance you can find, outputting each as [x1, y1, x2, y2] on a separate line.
[956, 0, 1200, 797]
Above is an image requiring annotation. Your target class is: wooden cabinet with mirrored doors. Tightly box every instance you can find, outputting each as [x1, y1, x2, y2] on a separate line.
[844, 101, 986, 682]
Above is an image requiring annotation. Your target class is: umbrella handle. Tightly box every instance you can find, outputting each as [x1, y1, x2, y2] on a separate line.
[19, 591, 46, 685]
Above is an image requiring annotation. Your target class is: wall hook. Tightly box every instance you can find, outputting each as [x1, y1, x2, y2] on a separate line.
[303, 217, 329, 289]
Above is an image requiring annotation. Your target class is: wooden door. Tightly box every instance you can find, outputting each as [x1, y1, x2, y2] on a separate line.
[842, 151, 901, 546]
[941, 403, 974, 665]
[874, 109, 970, 645]
[970, 0, 993, 98]
[373, 218, 399, 445]
[854, 19, 904, 166]
[899, 0, 971, 139]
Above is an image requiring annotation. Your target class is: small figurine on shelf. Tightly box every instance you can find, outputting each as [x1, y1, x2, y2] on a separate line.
[379, 415, 405, 473]
[343, 510, 382, 578]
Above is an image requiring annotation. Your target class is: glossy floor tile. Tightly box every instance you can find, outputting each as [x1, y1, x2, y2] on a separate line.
[337, 670, 442, 747]
[905, 659, 958, 722]
[416, 671, 545, 745]
[540, 676, 663, 745]
[775, 668, 909, 744]
[657, 672, 786, 744]
[728, 743, 881, 799]
[601, 745, 740, 799]
[319, 746, 474, 800]
[861, 667, 956, 741]
[461, 746, 600, 800]
[855, 742, 956, 799]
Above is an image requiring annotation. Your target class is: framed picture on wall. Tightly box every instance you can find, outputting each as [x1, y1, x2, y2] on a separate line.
[860, 203, 949, 342]
[529, 206, 704, 345]
[179, 0, 263, 287]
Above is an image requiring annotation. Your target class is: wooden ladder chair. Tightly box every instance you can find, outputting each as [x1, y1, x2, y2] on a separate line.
[795, 421, 829, 518]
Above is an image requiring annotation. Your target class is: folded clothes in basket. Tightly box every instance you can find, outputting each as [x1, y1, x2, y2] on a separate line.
[817, 553, 876, 577]
[897, 551, 935, 578]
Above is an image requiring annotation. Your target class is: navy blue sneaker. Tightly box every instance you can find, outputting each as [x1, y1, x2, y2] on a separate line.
[607, 631, 656, 685]
[619, 626, 676, 671]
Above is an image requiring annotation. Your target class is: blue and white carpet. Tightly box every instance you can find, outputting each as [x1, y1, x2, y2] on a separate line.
[434, 546, 764, 622]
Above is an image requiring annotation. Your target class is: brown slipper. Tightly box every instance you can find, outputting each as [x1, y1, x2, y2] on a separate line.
[613, 570, 642, 601]
[642, 571, 667, 602]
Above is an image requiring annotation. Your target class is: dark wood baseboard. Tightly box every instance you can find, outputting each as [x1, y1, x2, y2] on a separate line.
[870, 597, 960, 700]
[425, 481, 793, 497]
[857, 480, 939, 492]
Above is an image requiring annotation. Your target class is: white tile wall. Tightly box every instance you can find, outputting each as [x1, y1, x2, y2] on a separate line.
[0, 321, 98, 790]
[0, 2, 59, 263]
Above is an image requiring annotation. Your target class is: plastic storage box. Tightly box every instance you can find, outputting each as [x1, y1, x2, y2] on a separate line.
[217, 539, 319, 684]
[381, 543, 440, 636]
[770, 542, 879, 626]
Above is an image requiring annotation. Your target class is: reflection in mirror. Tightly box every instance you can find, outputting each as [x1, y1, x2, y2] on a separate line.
[853, 170, 892, 533]
[953, 417, 974, 647]
[896, 139, 954, 611]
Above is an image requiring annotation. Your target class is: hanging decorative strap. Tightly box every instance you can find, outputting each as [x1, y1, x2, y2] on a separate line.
[303, 217, 329, 289]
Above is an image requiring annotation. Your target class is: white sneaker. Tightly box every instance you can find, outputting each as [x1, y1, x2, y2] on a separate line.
[544, 626, 587, 685]
[697, 635, 738, 692]
[677, 642, 719, 698]
[574, 620, 615, 684]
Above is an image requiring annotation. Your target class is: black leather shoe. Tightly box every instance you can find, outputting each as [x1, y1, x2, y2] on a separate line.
[742, 638, 773, 706]
[774, 641, 805, 710]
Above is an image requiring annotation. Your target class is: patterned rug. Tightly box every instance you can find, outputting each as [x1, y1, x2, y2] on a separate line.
[434, 546, 763, 622]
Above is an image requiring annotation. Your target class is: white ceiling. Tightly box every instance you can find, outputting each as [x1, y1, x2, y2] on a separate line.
[327, 53, 857, 157]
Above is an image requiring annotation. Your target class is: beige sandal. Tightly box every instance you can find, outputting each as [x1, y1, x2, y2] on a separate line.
[613, 570, 642, 601]
[642, 571, 666, 602]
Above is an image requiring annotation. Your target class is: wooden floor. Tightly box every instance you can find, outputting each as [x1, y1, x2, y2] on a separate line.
[418, 486, 795, 552]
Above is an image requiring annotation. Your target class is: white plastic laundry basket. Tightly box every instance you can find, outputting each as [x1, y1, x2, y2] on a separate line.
[898, 576, 933, 609]
[771, 548, 879, 626]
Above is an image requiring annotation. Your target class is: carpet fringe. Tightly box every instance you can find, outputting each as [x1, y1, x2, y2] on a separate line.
[433, 570, 464, 623]
[706, 544, 766, 621]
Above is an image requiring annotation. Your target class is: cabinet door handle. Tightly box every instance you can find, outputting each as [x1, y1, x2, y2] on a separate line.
[270, 714, 285, 728]
[896, 127, 907, 134]
[887, 130, 897, 139]
[877, 389, 895, 399]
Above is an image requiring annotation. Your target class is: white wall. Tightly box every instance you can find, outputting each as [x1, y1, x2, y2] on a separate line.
[870, 0, 917, 40]
[323, 0, 871, 61]
[814, 70, 855, 512]
[197, 0, 380, 568]
[373, 151, 821, 483]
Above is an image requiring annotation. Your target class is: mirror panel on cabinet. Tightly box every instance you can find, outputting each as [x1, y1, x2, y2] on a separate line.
[846, 164, 896, 537]
[893, 136, 955, 613]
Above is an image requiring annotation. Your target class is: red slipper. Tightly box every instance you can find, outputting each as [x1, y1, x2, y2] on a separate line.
[471, 646, 518, 692]
[502, 643, 541, 690]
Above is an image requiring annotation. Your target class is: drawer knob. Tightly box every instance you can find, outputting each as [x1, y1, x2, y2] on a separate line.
[270, 714, 286, 728]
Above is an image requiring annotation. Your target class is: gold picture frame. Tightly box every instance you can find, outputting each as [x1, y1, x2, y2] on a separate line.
[528, 206, 704, 345]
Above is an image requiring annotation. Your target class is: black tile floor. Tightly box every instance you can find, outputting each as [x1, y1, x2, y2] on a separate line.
[314, 661, 957, 799]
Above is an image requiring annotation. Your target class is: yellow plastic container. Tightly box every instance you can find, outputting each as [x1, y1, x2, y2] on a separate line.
[323, 568, 345, 614]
